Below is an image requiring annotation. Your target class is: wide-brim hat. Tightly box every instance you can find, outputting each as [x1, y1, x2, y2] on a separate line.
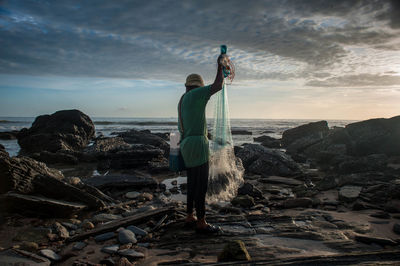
[185, 73, 204, 87]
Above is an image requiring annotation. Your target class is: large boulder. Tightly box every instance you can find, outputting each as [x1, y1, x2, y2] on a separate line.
[0, 144, 63, 194]
[282, 121, 329, 147]
[17, 109, 95, 154]
[344, 115, 400, 156]
[85, 137, 164, 170]
[116, 129, 169, 156]
[236, 144, 301, 176]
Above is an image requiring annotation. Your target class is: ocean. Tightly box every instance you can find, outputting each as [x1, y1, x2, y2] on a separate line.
[0, 117, 356, 157]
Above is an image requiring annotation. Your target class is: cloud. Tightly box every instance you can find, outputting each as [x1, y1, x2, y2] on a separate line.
[305, 73, 400, 87]
[0, 0, 399, 84]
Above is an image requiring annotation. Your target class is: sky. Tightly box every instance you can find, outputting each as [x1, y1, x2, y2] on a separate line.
[0, 0, 400, 120]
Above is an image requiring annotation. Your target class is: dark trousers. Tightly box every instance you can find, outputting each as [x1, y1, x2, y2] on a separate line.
[186, 162, 209, 219]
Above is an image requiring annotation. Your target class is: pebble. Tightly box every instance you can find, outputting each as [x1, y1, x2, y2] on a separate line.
[138, 242, 150, 248]
[127, 225, 148, 237]
[39, 249, 61, 261]
[119, 257, 134, 266]
[73, 242, 87, 250]
[118, 229, 137, 244]
[118, 249, 145, 259]
[100, 258, 116, 266]
[101, 244, 119, 254]
[94, 232, 115, 242]
[139, 192, 153, 201]
[125, 191, 141, 199]
[163, 191, 172, 196]
[171, 180, 178, 186]
[119, 243, 133, 250]
[53, 222, 69, 239]
[62, 222, 78, 230]
[20, 241, 39, 252]
[82, 221, 95, 230]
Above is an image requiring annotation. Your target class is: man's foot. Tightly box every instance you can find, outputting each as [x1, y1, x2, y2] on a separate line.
[184, 214, 197, 228]
[195, 224, 222, 234]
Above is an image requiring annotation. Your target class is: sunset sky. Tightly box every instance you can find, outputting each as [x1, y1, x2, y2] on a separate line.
[1, 0, 399, 119]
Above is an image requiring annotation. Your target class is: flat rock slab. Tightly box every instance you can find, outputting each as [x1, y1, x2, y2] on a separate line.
[101, 244, 119, 254]
[127, 225, 147, 236]
[118, 229, 137, 244]
[94, 232, 115, 242]
[39, 249, 61, 261]
[0, 249, 51, 266]
[84, 174, 157, 190]
[354, 234, 398, 246]
[261, 176, 303, 186]
[118, 249, 145, 259]
[339, 186, 362, 202]
[3, 192, 87, 217]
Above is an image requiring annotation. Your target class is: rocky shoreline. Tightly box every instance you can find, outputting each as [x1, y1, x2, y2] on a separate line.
[1, 109, 400, 265]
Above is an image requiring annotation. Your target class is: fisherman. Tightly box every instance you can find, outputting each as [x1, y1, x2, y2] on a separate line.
[178, 55, 224, 234]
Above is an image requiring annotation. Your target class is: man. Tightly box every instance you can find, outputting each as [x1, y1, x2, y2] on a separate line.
[178, 55, 224, 234]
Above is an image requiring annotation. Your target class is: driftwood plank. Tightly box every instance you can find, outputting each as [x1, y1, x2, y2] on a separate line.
[67, 206, 174, 242]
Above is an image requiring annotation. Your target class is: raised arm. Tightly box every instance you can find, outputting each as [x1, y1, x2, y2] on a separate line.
[210, 55, 225, 96]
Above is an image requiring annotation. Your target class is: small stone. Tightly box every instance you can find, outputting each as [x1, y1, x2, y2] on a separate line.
[62, 222, 78, 230]
[39, 249, 61, 261]
[47, 233, 58, 241]
[393, 223, 400, 235]
[118, 229, 137, 244]
[138, 192, 153, 201]
[126, 225, 148, 237]
[118, 249, 145, 260]
[82, 221, 95, 230]
[69, 177, 82, 185]
[94, 232, 115, 242]
[119, 243, 133, 250]
[138, 243, 150, 248]
[125, 191, 140, 199]
[53, 222, 69, 239]
[163, 191, 172, 196]
[73, 242, 87, 250]
[101, 244, 119, 254]
[20, 241, 39, 252]
[217, 240, 251, 262]
[171, 180, 178, 186]
[169, 187, 179, 194]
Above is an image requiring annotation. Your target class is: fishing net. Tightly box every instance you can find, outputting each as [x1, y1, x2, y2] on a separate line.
[207, 48, 244, 202]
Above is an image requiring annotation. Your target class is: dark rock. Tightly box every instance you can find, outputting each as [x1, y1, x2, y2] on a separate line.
[53, 222, 69, 239]
[354, 234, 398, 246]
[370, 211, 390, 219]
[385, 200, 400, 213]
[85, 137, 164, 170]
[84, 173, 158, 190]
[345, 116, 400, 156]
[126, 225, 147, 237]
[231, 195, 255, 208]
[73, 242, 87, 250]
[94, 232, 115, 242]
[117, 129, 169, 156]
[236, 144, 300, 176]
[0, 150, 63, 194]
[219, 206, 242, 215]
[260, 176, 303, 186]
[0, 249, 51, 265]
[17, 109, 95, 154]
[118, 229, 137, 244]
[337, 154, 388, 174]
[237, 182, 263, 198]
[30, 150, 79, 165]
[231, 130, 252, 135]
[20, 242, 39, 252]
[393, 223, 400, 235]
[2, 192, 87, 217]
[118, 249, 145, 260]
[153, 132, 170, 141]
[260, 139, 281, 149]
[282, 197, 313, 208]
[13, 227, 52, 243]
[339, 186, 362, 202]
[0, 130, 19, 140]
[39, 249, 61, 261]
[217, 240, 251, 262]
[100, 258, 116, 266]
[282, 121, 329, 147]
[101, 244, 119, 254]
